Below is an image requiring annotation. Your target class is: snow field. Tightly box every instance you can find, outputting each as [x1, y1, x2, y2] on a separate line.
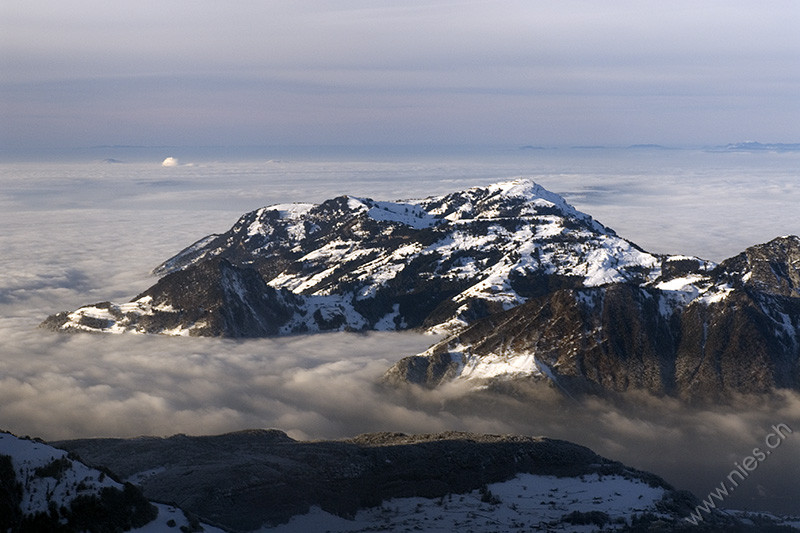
[264, 472, 668, 532]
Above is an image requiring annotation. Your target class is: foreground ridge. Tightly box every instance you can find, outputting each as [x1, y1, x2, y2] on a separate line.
[0, 431, 222, 532]
[54, 429, 790, 532]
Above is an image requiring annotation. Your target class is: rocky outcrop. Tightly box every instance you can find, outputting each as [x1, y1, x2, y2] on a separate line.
[42, 259, 302, 337]
[714, 235, 800, 297]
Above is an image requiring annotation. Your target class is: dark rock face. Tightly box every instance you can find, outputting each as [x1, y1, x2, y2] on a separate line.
[384, 285, 679, 393]
[674, 289, 800, 398]
[134, 258, 301, 337]
[715, 236, 800, 297]
[56, 430, 696, 531]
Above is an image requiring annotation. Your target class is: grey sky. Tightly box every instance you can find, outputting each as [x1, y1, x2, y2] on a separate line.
[1, 157, 800, 514]
[2, 1, 799, 150]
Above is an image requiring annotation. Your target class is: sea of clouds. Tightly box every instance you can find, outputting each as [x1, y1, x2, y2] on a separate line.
[1, 147, 799, 514]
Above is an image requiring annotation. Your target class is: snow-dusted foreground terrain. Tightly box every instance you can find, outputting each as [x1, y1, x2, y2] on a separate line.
[52, 429, 800, 532]
[0, 431, 223, 532]
[6, 423, 800, 532]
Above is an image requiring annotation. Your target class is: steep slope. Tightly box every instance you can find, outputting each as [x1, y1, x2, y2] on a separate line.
[0, 431, 222, 532]
[54, 430, 771, 532]
[43, 179, 678, 337]
[385, 237, 800, 400]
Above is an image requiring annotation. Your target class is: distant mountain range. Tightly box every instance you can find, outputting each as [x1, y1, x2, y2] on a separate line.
[42, 179, 800, 401]
[718, 142, 800, 152]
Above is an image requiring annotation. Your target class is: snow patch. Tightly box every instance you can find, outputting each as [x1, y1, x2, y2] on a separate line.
[365, 200, 440, 229]
[695, 284, 734, 305]
[653, 274, 705, 313]
[460, 351, 544, 380]
[272, 203, 316, 220]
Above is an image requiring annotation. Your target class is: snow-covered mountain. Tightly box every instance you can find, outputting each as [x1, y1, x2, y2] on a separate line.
[41, 179, 800, 399]
[54, 429, 795, 532]
[0, 431, 222, 532]
[42, 179, 688, 337]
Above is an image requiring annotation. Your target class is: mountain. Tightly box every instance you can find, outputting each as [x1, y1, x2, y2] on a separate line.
[720, 142, 800, 153]
[42, 179, 685, 337]
[41, 179, 800, 399]
[385, 236, 800, 400]
[53, 429, 793, 532]
[0, 431, 222, 532]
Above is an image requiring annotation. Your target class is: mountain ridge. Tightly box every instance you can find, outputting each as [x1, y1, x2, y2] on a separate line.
[0, 431, 222, 532]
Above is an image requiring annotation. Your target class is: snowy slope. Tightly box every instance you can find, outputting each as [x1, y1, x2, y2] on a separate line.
[0, 431, 223, 532]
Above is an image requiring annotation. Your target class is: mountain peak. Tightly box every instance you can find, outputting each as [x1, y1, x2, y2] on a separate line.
[421, 178, 598, 225]
[483, 178, 573, 207]
[40, 180, 800, 400]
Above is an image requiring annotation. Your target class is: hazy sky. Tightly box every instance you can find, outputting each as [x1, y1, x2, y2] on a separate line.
[2, 1, 799, 151]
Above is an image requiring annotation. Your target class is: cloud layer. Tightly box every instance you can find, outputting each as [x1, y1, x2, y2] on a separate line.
[1, 153, 799, 514]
